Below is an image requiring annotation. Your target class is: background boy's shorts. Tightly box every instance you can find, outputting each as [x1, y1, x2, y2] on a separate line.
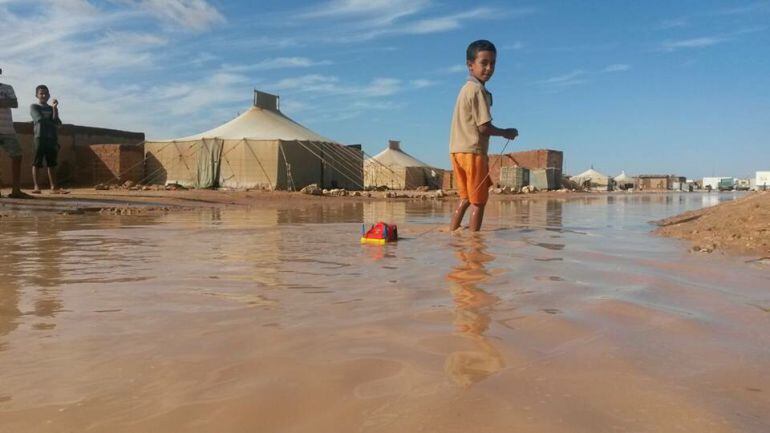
[33, 137, 58, 168]
[451, 152, 492, 205]
[0, 133, 22, 158]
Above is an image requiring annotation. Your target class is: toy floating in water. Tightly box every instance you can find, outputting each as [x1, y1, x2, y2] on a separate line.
[360, 222, 398, 245]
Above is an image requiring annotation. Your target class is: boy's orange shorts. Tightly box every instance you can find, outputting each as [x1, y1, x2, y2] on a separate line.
[451, 152, 492, 205]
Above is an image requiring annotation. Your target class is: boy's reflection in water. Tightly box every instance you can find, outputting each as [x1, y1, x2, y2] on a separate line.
[445, 233, 505, 387]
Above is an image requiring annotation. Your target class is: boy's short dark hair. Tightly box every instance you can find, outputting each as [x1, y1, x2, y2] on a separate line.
[467, 40, 497, 62]
[36, 85, 49, 94]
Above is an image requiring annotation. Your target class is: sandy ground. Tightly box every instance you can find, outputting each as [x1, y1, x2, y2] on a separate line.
[655, 191, 769, 256]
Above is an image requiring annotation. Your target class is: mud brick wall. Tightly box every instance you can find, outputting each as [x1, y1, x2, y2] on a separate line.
[75, 144, 145, 185]
[441, 169, 454, 190]
[488, 149, 563, 188]
[0, 122, 144, 187]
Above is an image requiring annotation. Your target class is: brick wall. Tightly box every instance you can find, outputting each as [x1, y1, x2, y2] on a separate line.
[1, 122, 144, 187]
[635, 176, 670, 191]
[441, 168, 454, 190]
[75, 144, 145, 185]
[488, 149, 563, 189]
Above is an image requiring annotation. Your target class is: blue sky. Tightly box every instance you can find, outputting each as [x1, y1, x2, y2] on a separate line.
[1, 0, 768, 179]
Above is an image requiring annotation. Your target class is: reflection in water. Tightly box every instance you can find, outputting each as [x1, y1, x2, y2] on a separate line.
[0, 217, 66, 346]
[494, 199, 563, 229]
[278, 202, 364, 224]
[444, 234, 505, 387]
[0, 229, 22, 348]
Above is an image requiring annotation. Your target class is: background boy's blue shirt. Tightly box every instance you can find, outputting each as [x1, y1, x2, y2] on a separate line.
[30, 103, 61, 139]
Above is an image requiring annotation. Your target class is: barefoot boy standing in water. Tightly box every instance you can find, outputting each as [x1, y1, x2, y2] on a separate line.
[449, 40, 518, 232]
[30, 85, 63, 194]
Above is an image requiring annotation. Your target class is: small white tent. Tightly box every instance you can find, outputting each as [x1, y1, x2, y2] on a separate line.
[614, 171, 634, 190]
[364, 140, 440, 189]
[144, 91, 363, 190]
[570, 168, 613, 191]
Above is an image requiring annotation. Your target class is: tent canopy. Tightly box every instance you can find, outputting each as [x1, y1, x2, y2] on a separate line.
[150, 91, 334, 143]
[570, 168, 612, 189]
[614, 171, 633, 182]
[367, 140, 429, 168]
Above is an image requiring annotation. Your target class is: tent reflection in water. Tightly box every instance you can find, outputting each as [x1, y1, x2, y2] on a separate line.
[144, 91, 363, 190]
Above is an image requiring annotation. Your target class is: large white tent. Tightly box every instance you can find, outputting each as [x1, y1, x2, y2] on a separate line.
[570, 168, 613, 191]
[144, 91, 363, 190]
[364, 140, 440, 189]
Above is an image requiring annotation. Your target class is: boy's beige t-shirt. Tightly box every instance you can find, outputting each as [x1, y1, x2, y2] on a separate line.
[449, 76, 492, 155]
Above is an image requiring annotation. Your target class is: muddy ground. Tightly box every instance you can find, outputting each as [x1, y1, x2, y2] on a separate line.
[655, 191, 769, 257]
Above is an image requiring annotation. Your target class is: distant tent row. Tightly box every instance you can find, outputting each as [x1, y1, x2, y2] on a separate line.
[144, 91, 363, 190]
[364, 140, 441, 190]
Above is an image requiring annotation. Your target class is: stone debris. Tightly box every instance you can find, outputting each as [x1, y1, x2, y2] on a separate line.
[324, 189, 348, 197]
[165, 183, 187, 191]
[300, 184, 322, 195]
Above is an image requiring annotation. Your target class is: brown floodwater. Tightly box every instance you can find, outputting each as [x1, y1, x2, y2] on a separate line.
[0, 192, 768, 433]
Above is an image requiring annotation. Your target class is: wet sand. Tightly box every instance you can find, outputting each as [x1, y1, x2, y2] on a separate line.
[1, 192, 768, 432]
[656, 191, 769, 256]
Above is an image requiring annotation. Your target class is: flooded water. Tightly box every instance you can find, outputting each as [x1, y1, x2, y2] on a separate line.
[1, 192, 768, 433]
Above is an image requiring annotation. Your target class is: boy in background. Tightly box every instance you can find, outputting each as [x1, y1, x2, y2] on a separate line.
[449, 40, 518, 231]
[30, 84, 64, 194]
[0, 68, 29, 199]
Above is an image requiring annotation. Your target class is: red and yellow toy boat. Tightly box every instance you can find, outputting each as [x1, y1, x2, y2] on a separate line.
[360, 222, 398, 245]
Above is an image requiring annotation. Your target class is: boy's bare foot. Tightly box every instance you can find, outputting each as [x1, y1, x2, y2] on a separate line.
[6, 190, 33, 199]
[31, 189, 42, 194]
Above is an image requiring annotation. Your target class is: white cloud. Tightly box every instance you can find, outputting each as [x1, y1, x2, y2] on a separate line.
[714, 2, 770, 16]
[660, 36, 728, 51]
[503, 41, 525, 50]
[658, 18, 689, 29]
[227, 57, 332, 72]
[269, 74, 403, 98]
[402, 8, 496, 34]
[603, 64, 631, 73]
[300, 0, 430, 27]
[120, 0, 226, 31]
[296, 2, 529, 42]
[441, 64, 467, 74]
[536, 70, 587, 86]
[410, 79, 436, 88]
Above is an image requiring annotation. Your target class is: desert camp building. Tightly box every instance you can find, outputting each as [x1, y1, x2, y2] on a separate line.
[635, 175, 685, 191]
[488, 149, 563, 190]
[1, 122, 144, 188]
[364, 140, 440, 190]
[144, 91, 363, 190]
